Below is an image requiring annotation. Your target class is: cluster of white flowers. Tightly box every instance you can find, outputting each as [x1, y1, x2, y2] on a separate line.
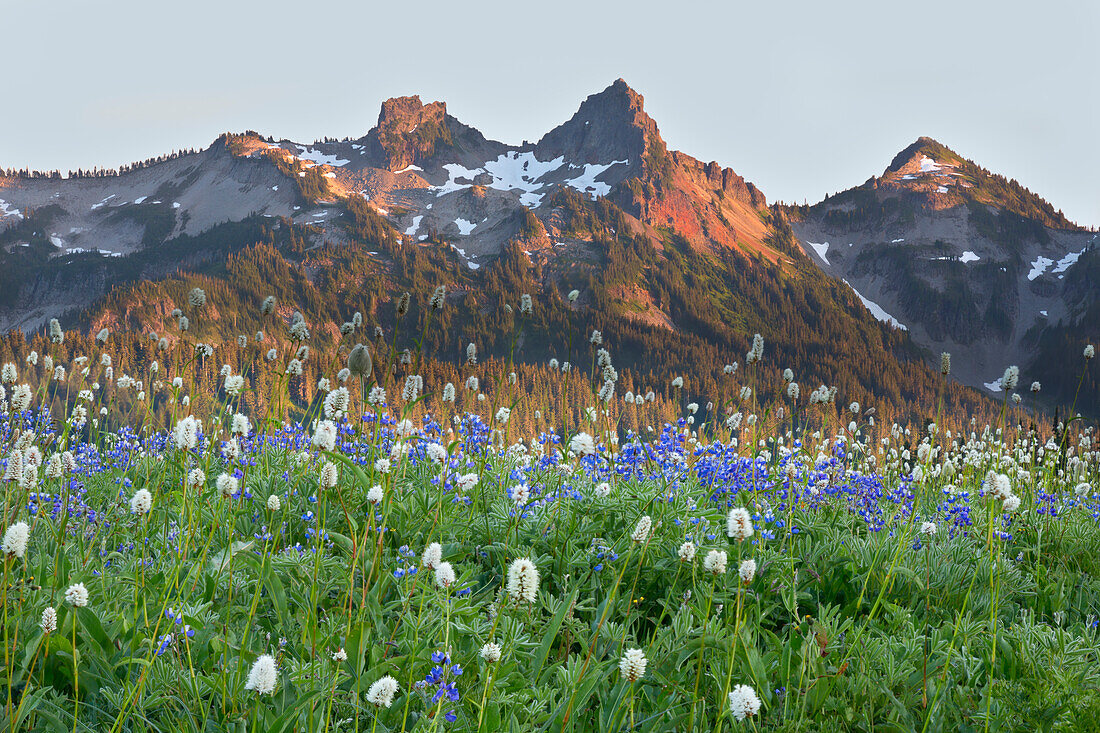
[65, 582, 89, 607]
[435, 562, 456, 588]
[746, 333, 764, 364]
[324, 387, 349, 418]
[507, 557, 539, 603]
[232, 413, 252, 436]
[421, 542, 442, 570]
[728, 684, 761, 720]
[727, 508, 754, 541]
[738, 558, 757, 583]
[312, 420, 338, 451]
[173, 416, 202, 451]
[480, 642, 502, 663]
[245, 654, 278, 695]
[569, 432, 596, 457]
[619, 648, 647, 682]
[2, 522, 29, 558]
[130, 489, 153, 516]
[320, 461, 339, 489]
[704, 549, 728, 575]
[223, 374, 245, 396]
[216, 473, 238, 499]
[366, 675, 399, 708]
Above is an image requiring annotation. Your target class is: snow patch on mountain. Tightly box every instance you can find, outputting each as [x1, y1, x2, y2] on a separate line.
[433, 152, 627, 208]
[0, 199, 22, 219]
[295, 146, 349, 167]
[561, 160, 628, 198]
[843, 280, 907, 330]
[1052, 249, 1083, 275]
[806, 241, 830, 264]
[919, 156, 940, 173]
[1028, 256, 1053, 280]
[483, 152, 566, 207]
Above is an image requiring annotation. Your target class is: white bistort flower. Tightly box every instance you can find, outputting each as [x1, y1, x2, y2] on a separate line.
[320, 461, 339, 489]
[130, 489, 152, 516]
[232, 413, 252, 436]
[312, 420, 338, 451]
[728, 684, 762, 721]
[216, 473, 238, 498]
[480, 642, 502, 663]
[435, 562, 456, 588]
[421, 542, 442, 570]
[619, 648, 647, 682]
[245, 654, 278, 695]
[367, 675, 399, 708]
[511, 484, 530, 506]
[704, 550, 728, 575]
[2, 522, 29, 558]
[267, 494, 281, 512]
[65, 582, 89, 607]
[727, 507, 754, 541]
[738, 558, 757, 583]
[631, 515, 652, 543]
[173, 416, 202, 450]
[507, 557, 539, 603]
[569, 432, 596, 456]
[41, 607, 57, 633]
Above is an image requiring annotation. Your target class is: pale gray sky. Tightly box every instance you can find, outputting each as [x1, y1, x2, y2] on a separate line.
[3, 0, 1097, 225]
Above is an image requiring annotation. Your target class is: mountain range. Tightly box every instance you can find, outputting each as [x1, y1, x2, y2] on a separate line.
[0, 79, 1095, 418]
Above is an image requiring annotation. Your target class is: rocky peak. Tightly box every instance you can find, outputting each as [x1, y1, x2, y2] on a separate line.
[366, 95, 454, 171]
[884, 136, 959, 176]
[535, 79, 664, 169]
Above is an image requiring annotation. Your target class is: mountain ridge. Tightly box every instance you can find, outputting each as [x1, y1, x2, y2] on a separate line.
[0, 79, 1094, 415]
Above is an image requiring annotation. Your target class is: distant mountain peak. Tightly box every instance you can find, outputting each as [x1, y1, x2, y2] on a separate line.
[875, 136, 1077, 230]
[535, 79, 663, 167]
[884, 137, 961, 175]
[363, 95, 454, 171]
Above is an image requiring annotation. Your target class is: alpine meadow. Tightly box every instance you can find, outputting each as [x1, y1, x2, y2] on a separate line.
[1, 7, 1099, 731]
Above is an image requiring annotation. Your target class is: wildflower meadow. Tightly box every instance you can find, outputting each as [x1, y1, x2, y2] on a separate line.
[0, 288, 1098, 732]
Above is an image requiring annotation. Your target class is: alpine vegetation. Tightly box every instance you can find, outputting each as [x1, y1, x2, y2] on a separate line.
[0, 292, 1096, 733]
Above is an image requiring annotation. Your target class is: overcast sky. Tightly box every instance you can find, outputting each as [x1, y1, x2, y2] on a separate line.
[3, 0, 1096, 225]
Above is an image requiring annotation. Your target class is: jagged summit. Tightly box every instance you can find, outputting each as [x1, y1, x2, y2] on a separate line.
[359, 94, 502, 171]
[535, 79, 662, 169]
